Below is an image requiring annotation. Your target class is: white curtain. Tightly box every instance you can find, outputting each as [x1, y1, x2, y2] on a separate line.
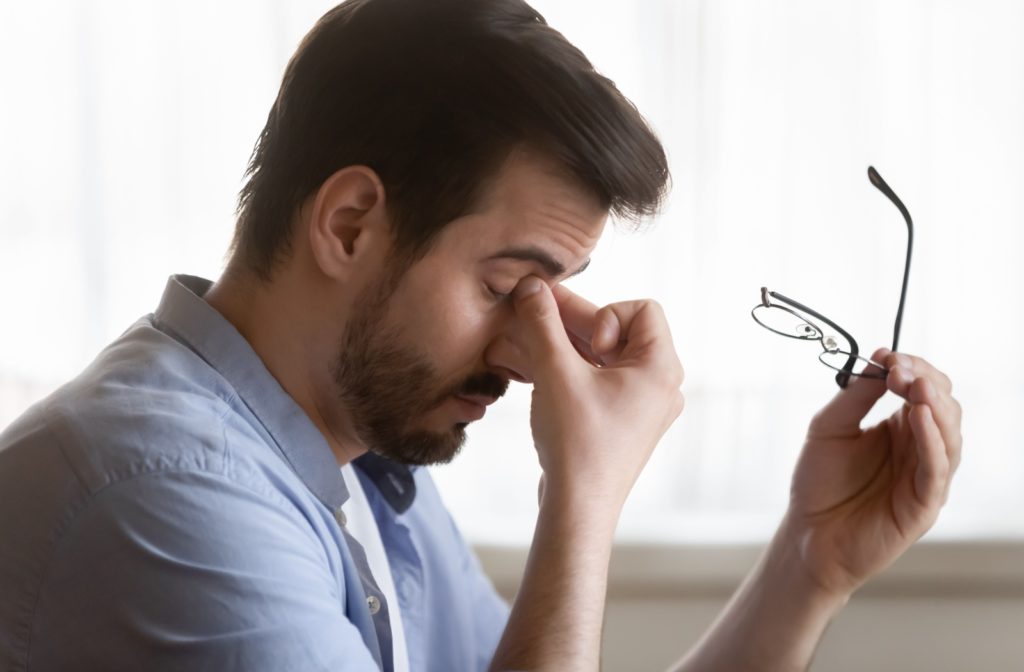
[1, 0, 1021, 544]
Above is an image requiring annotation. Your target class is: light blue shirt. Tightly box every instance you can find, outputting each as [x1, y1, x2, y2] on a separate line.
[0, 275, 509, 671]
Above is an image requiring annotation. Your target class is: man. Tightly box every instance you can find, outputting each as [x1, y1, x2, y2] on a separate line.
[0, 0, 962, 670]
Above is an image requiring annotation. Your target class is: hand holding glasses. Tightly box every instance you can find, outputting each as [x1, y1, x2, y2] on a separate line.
[752, 167, 913, 389]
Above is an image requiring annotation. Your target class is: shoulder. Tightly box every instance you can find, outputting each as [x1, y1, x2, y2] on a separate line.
[4, 315, 268, 494]
[25, 467, 373, 671]
[0, 317, 384, 670]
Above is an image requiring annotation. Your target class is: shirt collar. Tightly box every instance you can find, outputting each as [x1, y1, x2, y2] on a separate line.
[154, 274, 350, 510]
[152, 274, 417, 515]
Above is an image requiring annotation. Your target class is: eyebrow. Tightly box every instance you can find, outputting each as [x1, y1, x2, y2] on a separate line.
[486, 246, 591, 280]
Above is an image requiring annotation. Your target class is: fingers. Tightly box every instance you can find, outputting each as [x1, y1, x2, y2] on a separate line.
[549, 286, 619, 365]
[553, 284, 675, 369]
[884, 350, 963, 508]
[907, 378, 961, 453]
[908, 403, 949, 512]
[592, 306, 623, 355]
[552, 284, 624, 362]
[513, 277, 680, 379]
[512, 277, 582, 376]
[566, 330, 604, 367]
[552, 284, 601, 341]
[548, 282, 683, 386]
[908, 376, 963, 503]
[808, 349, 890, 437]
[886, 351, 952, 395]
[885, 352, 963, 477]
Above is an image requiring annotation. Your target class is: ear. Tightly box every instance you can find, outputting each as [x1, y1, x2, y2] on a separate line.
[307, 166, 390, 281]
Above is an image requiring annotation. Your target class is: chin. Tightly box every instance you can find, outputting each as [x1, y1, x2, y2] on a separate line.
[369, 425, 467, 467]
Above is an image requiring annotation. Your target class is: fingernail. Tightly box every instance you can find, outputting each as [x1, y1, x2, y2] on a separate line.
[514, 277, 543, 301]
[897, 367, 914, 385]
[895, 354, 913, 370]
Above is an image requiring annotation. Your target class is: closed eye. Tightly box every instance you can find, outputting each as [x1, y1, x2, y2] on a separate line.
[485, 284, 513, 302]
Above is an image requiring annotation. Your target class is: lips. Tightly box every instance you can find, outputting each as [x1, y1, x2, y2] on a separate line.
[455, 394, 499, 408]
[452, 394, 498, 422]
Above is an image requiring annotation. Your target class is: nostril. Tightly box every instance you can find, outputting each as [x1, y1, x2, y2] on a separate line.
[484, 335, 532, 384]
[496, 366, 529, 384]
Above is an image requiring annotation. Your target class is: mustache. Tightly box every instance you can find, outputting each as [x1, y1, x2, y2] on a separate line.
[451, 372, 509, 402]
[420, 372, 509, 414]
[432, 370, 507, 407]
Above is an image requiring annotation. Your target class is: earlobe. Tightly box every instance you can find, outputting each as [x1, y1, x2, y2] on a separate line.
[307, 166, 388, 280]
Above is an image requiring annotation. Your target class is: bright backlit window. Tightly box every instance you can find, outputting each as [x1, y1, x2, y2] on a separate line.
[1, 0, 1020, 545]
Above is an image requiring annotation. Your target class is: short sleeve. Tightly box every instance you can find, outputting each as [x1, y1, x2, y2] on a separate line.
[29, 468, 380, 672]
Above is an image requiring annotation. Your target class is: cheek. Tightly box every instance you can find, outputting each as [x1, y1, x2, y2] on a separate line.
[400, 287, 498, 367]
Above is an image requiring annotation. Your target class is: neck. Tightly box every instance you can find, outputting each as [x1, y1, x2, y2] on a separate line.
[204, 262, 368, 466]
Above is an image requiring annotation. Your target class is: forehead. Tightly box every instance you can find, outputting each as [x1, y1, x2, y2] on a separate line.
[439, 148, 608, 271]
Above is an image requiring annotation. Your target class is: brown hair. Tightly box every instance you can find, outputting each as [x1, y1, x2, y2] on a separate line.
[232, 0, 669, 281]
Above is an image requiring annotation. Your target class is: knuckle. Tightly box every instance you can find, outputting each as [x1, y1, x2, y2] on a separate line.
[645, 298, 665, 313]
[524, 297, 557, 323]
[674, 391, 686, 417]
[646, 299, 669, 324]
[654, 364, 679, 390]
[807, 408, 828, 434]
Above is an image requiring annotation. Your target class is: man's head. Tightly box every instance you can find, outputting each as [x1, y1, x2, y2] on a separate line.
[226, 0, 669, 465]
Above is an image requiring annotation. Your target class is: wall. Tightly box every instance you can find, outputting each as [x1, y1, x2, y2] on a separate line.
[476, 542, 1024, 671]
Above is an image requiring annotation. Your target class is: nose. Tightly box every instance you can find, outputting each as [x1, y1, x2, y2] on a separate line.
[483, 326, 533, 384]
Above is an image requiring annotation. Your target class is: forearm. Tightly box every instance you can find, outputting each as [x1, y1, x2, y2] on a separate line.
[489, 485, 620, 672]
[671, 513, 849, 672]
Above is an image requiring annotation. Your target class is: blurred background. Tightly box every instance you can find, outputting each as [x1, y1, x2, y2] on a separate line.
[1, 1, 1022, 669]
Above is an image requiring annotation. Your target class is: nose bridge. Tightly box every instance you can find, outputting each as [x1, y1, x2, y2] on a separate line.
[485, 310, 532, 382]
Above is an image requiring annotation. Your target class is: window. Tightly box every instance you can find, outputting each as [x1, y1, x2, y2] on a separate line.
[1, 0, 1019, 545]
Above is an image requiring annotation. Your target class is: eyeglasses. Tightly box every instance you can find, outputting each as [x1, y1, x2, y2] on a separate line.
[751, 166, 914, 389]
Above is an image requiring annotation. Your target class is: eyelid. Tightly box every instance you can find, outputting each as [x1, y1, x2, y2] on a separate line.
[484, 283, 513, 301]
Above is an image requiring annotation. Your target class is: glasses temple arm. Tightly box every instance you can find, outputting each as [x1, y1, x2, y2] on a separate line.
[868, 166, 914, 353]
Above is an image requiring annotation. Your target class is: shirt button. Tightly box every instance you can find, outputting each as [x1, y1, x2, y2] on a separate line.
[366, 595, 381, 615]
[334, 507, 347, 527]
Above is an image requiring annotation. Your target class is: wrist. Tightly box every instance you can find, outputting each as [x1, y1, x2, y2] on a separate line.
[538, 477, 623, 537]
[711, 515, 851, 671]
[767, 511, 853, 616]
[538, 469, 629, 529]
[675, 513, 854, 672]
[490, 470, 620, 671]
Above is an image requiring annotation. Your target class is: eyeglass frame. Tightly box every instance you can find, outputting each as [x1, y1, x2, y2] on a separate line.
[753, 287, 887, 387]
[751, 166, 914, 389]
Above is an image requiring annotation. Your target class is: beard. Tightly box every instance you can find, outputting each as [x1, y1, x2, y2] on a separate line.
[330, 269, 508, 466]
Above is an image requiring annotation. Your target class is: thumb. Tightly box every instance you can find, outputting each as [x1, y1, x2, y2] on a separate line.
[512, 276, 579, 374]
[809, 348, 891, 437]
